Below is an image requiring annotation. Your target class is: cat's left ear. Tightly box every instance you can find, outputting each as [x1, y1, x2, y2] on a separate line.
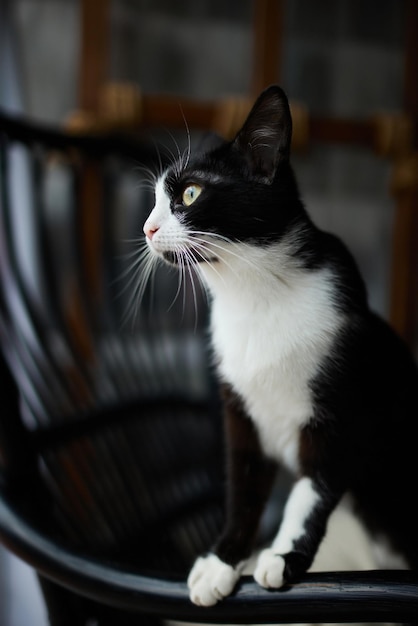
[233, 85, 292, 183]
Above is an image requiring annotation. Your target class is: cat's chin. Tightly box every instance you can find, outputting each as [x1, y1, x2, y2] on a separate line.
[162, 250, 218, 266]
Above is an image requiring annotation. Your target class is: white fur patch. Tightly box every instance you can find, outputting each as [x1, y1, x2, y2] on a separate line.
[199, 244, 343, 472]
[187, 553, 244, 606]
[253, 478, 319, 589]
[144, 175, 189, 257]
[272, 477, 320, 553]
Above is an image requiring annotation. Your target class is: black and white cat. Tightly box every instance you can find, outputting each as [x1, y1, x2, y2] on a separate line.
[142, 86, 418, 606]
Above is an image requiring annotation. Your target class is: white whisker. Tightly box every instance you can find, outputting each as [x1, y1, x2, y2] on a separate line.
[170, 254, 185, 311]
[185, 242, 228, 287]
[115, 255, 145, 290]
[178, 247, 189, 322]
[119, 245, 158, 328]
[166, 247, 185, 314]
[179, 105, 191, 171]
[113, 242, 147, 290]
[161, 129, 185, 181]
[132, 163, 158, 185]
[180, 247, 201, 331]
[188, 238, 247, 282]
[122, 234, 156, 244]
[190, 233, 263, 275]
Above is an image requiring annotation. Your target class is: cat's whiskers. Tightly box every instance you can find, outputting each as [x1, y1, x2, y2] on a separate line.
[131, 163, 163, 198]
[181, 146, 191, 174]
[162, 130, 187, 182]
[120, 244, 159, 328]
[180, 246, 213, 301]
[146, 135, 167, 181]
[114, 241, 149, 292]
[179, 248, 190, 319]
[118, 232, 266, 327]
[115, 255, 146, 294]
[188, 236, 258, 281]
[133, 253, 157, 315]
[167, 248, 186, 314]
[179, 105, 191, 171]
[179, 245, 201, 329]
[189, 230, 260, 271]
[170, 230, 238, 285]
[136, 182, 158, 195]
[132, 163, 158, 185]
[171, 246, 188, 318]
[122, 236, 152, 245]
[156, 238, 210, 321]
[184, 240, 230, 288]
[190, 231, 293, 288]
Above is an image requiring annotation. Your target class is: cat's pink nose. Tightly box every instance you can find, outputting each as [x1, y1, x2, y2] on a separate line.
[143, 220, 159, 240]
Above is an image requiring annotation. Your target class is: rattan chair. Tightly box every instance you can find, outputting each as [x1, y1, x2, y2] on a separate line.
[0, 110, 417, 625]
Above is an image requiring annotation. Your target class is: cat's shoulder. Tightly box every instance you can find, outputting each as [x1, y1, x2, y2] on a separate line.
[307, 228, 369, 314]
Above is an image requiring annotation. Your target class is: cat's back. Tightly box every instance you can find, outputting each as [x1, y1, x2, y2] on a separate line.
[343, 313, 418, 567]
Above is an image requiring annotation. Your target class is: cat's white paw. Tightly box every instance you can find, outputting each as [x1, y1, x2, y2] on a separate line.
[187, 553, 241, 606]
[254, 548, 286, 589]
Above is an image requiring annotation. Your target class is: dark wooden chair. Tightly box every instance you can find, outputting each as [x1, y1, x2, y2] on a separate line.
[0, 110, 417, 626]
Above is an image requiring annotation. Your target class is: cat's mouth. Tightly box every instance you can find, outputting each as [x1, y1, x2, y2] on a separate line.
[162, 250, 218, 266]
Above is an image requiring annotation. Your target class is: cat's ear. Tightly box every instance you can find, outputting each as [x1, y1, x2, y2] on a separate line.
[233, 85, 292, 182]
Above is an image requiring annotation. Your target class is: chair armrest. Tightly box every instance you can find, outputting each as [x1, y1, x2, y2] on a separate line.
[0, 490, 417, 624]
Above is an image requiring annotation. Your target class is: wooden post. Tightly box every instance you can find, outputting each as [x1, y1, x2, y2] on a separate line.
[78, 0, 110, 113]
[390, 155, 418, 348]
[251, 0, 284, 96]
[388, 0, 418, 349]
[66, 0, 111, 368]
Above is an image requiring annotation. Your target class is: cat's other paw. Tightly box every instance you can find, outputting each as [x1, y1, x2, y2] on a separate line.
[254, 548, 286, 589]
[187, 553, 241, 606]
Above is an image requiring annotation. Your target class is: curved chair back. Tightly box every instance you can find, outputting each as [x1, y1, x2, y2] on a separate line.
[1, 110, 417, 626]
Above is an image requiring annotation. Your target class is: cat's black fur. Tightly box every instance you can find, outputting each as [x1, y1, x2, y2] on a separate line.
[144, 86, 418, 604]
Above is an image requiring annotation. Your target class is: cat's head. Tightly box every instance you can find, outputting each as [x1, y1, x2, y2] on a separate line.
[143, 86, 305, 269]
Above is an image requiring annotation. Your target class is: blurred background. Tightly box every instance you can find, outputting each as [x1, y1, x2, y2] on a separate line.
[0, 1, 417, 624]
[2, 0, 416, 324]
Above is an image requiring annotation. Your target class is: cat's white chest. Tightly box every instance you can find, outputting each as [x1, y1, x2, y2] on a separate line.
[205, 261, 342, 473]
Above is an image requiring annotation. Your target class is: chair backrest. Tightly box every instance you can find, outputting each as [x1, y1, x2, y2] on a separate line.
[0, 110, 223, 575]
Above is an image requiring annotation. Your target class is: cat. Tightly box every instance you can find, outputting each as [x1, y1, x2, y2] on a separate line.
[142, 85, 418, 606]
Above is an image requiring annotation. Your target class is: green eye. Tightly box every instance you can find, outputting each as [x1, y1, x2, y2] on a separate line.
[182, 184, 202, 207]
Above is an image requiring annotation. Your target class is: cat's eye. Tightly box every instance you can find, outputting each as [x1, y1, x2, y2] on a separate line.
[182, 184, 202, 207]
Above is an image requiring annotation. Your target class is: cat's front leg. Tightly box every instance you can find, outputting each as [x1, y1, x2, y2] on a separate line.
[254, 475, 342, 588]
[188, 385, 277, 606]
